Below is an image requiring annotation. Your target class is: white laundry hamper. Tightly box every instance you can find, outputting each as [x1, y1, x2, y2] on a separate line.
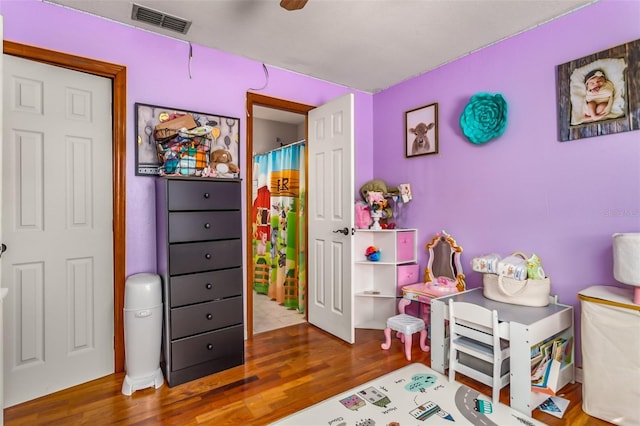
[579, 285, 640, 425]
[121, 273, 164, 395]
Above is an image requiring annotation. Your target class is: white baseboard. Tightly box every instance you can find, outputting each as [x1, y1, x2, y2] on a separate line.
[575, 366, 583, 384]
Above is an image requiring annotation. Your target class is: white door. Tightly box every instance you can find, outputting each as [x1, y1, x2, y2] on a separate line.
[0, 14, 5, 424]
[2, 55, 114, 406]
[308, 93, 355, 343]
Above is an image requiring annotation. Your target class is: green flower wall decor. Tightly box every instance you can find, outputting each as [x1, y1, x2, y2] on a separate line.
[460, 93, 508, 144]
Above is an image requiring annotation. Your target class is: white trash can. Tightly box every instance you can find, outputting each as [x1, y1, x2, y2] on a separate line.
[121, 273, 164, 395]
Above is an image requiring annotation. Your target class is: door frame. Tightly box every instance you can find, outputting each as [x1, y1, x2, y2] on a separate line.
[245, 92, 314, 337]
[3, 41, 127, 372]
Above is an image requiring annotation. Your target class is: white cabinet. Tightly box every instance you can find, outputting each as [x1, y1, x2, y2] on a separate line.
[353, 229, 418, 329]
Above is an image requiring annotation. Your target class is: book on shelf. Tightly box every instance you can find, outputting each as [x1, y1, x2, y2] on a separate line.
[560, 336, 573, 366]
[531, 358, 561, 395]
[531, 351, 544, 376]
[530, 335, 573, 395]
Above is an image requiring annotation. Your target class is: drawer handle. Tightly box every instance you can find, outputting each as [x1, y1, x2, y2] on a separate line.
[205, 253, 212, 260]
[206, 283, 213, 290]
[203, 193, 210, 199]
[206, 313, 213, 320]
[204, 223, 211, 229]
[207, 343, 213, 350]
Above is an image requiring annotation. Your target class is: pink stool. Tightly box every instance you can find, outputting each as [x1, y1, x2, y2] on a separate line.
[380, 314, 429, 361]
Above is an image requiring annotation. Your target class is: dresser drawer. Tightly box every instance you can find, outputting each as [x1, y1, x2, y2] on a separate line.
[171, 297, 242, 339]
[397, 264, 420, 296]
[169, 211, 241, 243]
[167, 179, 241, 211]
[171, 324, 244, 371]
[170, 268, 242, 307]
[397, 231, 415, 262]
[169, 239, 242, 275]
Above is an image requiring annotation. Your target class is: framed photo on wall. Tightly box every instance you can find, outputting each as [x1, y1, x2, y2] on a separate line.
[135, 102, 240, 176]
[405, 102, 438, 157]
[556, 39, 640, 142]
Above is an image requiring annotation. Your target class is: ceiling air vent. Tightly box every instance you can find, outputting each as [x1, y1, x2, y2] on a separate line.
[131, 4, 192, 35]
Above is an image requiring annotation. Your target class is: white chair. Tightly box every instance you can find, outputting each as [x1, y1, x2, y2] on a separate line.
[448, 299, 510, 404]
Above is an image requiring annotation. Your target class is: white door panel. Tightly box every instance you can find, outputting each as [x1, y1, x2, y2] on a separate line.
[1, 15, 5, 425]
[2, 55, 113, 406]
[308, 93, 355, 343]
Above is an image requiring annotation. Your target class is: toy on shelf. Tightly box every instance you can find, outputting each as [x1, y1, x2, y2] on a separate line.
[357, 179, 413, 229]
[366, 191, 386, 230]
[424, 277, 461, 296]
[365, 246, 381, 261]
[360, 179, 396, 227]
[210, 148, 240, 178]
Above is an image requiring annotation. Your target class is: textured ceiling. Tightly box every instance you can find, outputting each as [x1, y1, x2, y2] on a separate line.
[48, 0, 595, 93]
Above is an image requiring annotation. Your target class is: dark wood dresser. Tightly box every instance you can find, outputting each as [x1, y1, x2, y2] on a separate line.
[155, 177, 244, 387]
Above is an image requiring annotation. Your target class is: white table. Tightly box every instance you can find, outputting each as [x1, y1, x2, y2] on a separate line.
[430, 287, 575, 417]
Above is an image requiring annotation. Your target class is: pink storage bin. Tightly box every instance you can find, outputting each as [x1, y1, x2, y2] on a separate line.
[396, 231, 415, 262]
[397, 264, 420, 296]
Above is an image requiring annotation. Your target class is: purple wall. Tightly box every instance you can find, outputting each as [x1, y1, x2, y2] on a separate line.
[373, 0, 640, 364]
[0, 0, 374, 275]
[2, 0, 638, 366]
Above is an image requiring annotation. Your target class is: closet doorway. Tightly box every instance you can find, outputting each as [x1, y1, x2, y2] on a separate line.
[245, 93, 315, 336]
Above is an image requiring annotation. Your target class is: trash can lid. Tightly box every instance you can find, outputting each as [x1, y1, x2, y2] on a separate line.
[125, 273, 162, 308]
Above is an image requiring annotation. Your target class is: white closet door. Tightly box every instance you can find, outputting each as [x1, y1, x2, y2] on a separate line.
[2, 54, 114, 406]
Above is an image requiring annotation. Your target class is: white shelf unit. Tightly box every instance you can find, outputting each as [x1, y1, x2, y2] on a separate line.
[507, 302, 575, 416]
[353, 229, 418, 329]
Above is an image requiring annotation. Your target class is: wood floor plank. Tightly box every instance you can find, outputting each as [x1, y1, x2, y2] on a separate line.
[3, 324, 612, 425]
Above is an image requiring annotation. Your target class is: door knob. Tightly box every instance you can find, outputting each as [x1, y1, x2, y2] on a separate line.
[333, 227, 349, 236]
[0, 243, 6, 258]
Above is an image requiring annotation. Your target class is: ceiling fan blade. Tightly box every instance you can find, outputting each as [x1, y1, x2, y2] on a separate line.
[280, 0, 308, 11]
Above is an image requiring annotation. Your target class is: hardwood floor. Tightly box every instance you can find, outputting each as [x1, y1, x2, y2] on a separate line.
[4, 324, 611, 425]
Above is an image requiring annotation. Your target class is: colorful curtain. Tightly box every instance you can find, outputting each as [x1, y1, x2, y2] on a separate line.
[251, 142, 306, 313]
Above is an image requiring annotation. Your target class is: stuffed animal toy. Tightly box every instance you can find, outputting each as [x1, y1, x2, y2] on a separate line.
[359, 179, 398, 219]
[200, 166, 216, 178]
[359, 179, 398, 201]
[210, 149, 239, 176]
[365, 246, 380, 261]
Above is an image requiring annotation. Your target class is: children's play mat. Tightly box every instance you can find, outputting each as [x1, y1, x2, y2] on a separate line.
[271, 363, 545, 425]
